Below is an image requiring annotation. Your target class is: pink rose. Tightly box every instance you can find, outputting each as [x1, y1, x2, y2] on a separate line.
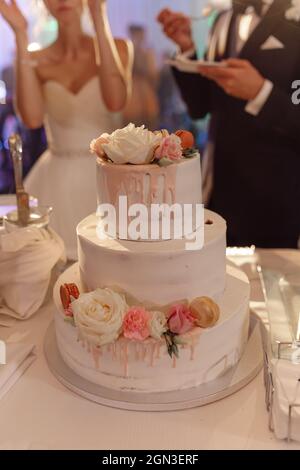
[168, 304, 195, 335]
[155, 134, 183, 161]
[123, 307, 150, 341]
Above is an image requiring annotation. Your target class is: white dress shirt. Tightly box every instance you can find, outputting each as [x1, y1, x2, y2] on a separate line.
[234, 0, 273, 53]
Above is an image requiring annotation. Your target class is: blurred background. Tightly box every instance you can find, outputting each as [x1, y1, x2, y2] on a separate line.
[0, 0, 213, 194]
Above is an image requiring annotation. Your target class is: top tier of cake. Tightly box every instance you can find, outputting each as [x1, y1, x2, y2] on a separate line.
[96, 155, 202, 240]
[91, 124, 202, 241]
[96, 153, 202, 209]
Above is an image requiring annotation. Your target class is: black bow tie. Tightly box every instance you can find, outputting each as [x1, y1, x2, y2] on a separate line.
[232, 0, 264, 16]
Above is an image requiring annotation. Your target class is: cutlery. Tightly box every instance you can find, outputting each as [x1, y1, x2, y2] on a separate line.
[8, 134, 30, 227]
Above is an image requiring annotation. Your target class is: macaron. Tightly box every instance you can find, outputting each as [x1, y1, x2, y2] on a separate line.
[190, 297, 220, 328]
[60, 283, 80, 309]
[175, 130, 195, 149]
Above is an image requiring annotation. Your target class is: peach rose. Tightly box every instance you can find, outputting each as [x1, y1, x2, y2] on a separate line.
[90, 136, 110, 157]
[154, 134, 183, 161]
[168, 303, 195, 335]
[123, 307, 150, 341]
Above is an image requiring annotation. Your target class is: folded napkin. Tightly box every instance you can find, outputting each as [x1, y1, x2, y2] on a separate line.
[0, 226, 66, 319]
[0, 342, 36, 401]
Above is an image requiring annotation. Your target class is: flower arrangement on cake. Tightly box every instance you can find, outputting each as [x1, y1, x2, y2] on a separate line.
[60, 283, 220, 359]
[90, 123, 198, 167]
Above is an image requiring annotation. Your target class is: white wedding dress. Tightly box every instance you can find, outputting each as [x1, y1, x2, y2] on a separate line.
[25, 76, 122, 260]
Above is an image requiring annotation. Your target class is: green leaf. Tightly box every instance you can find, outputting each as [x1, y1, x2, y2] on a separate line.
[183, 148, 198, 158]
[164, 331, 180, 359]
[157, 157, 173, 167]
[64, 317, 75, 327]
[172, 342, 179, 359]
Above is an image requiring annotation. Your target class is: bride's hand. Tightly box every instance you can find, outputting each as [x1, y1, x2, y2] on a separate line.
[87, 0, 107, 21]
[0, 0, 27, 34]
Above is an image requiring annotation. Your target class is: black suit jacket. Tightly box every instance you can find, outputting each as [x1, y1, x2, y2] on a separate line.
[173, 0, 300, 248]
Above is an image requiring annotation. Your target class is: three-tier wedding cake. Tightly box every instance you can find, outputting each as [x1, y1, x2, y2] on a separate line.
[53, 124, 250, 393]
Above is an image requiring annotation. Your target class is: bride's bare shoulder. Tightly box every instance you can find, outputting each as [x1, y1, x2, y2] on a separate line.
[27, 44, 59, 83]
[28, 43, 56, 62]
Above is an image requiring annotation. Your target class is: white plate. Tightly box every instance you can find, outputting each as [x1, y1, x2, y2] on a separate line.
[166, 58, 227, 74]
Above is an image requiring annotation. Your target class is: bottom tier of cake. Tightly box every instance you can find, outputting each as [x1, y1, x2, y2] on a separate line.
[53, 263, 250, 393]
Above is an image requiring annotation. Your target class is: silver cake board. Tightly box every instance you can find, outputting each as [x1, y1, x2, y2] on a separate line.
[44, 312, 263, 412]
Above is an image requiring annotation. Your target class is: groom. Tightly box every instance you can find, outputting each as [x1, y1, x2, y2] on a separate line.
[158, 0, 300, 248]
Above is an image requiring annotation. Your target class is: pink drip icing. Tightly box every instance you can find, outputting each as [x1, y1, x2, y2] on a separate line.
[112, 343, 117, 360]
[163, 174, 168, 204]
[163, 168, 177, 205]
[189, 330, 202, 361]
[100, 162, 178, 217]
[150, 173, 158, 203]
[190, 337, 196, 361]
[156, 344, 161, 359]
[142, 344, 147, 362]
[92, 347, 101, 369]
[136, 178, 142, 196]
[115, 343, 120, 361]
[149, 343, 156, 367]
[135, 343, 140, 361]
[190, 345, 195, 361]
[123, 343, 129, 377]
[172, 356, 177, 369]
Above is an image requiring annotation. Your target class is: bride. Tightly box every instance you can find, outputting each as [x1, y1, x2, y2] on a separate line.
[0, 0, 133, 259]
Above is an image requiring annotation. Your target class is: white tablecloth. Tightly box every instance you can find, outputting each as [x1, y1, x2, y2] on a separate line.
[0, 249, 300, 450]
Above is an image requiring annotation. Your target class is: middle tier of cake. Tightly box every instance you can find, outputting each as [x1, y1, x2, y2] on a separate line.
[77, 210, 226, 306]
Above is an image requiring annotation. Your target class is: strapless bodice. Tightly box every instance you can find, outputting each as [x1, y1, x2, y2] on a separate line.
[43, 77, 122, 156]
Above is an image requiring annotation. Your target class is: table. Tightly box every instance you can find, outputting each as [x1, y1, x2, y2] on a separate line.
[1, 249, 300, 450]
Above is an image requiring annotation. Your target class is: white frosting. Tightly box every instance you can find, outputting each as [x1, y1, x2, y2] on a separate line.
[96, 155, 202, 239]
[77, 210, 227, 306]
[53, 263, 250, 393]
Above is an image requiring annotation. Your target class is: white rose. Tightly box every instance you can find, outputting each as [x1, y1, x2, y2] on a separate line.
[72, 288, 128, 347]
[149, 311, 167, 340]
[91, 123, 162, 165]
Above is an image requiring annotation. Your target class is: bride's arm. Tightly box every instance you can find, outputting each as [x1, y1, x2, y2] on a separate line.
[89, 0, 133, 112]
[15, 33, 45, 129]
[0, 1, 44, 129]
